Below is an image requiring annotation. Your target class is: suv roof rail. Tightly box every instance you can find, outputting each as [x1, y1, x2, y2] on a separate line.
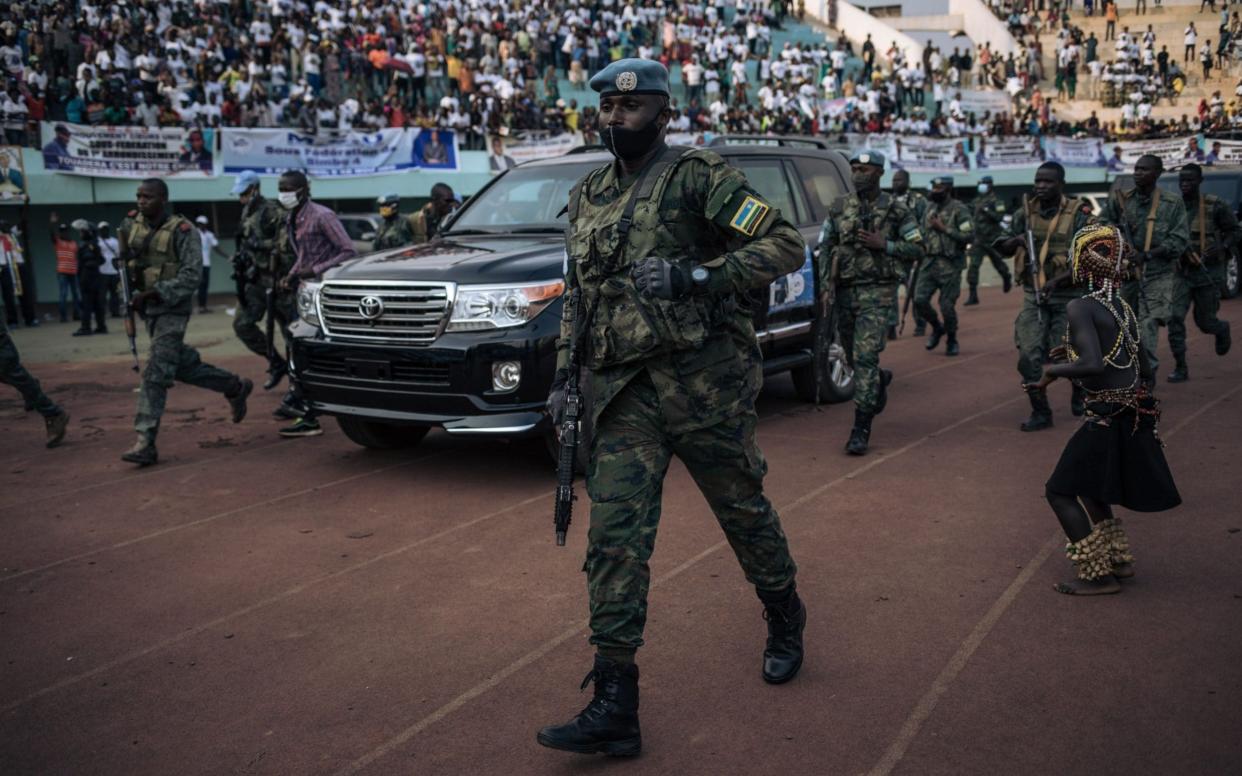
[707, 135, 831, 150]
[566, 144, 609, 154]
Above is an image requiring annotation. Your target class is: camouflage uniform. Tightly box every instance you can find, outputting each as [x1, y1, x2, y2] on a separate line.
[816, 192, 924, 414]
[1169, 194, 1235, 367]
[374, 215, 415, 250]
[120, 211, 242, 445]
[559, 145, 803, 654]
[914, 197, 973, 337]
[1005, 196, 1093, 383]
[232, 196, 296, 361]
[0, 317, 61, 418]
[1098, 187, 1190, 378]
[967, 191, 1013, 289]
[889, 190, 928, 329]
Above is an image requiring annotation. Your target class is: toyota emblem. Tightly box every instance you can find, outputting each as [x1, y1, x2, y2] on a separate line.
[358, 295, 384, 320]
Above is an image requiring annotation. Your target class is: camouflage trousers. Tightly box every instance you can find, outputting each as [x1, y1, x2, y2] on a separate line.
[233, 281, 296, 362]
[135, 314, 240, 444]
[1014, 289, 1074, 383]
[1121, 272, 1176, 378]
[1167, 265, 1226, 361]
[585, 370, 798, 654]
[914, 256, 964, 334]
[0, 333, 60, 417]
[838, 284, 896, 414]
[966, 244, 1011, 288]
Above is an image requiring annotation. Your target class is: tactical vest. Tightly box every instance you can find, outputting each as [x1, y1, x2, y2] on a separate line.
[827, 193, 903, 285]
[1022, 197, 1077, 283]
[566, 146, 731, 370]
[125, 215, 185, 292]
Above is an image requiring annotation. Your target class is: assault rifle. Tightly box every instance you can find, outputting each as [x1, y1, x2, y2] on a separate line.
[231, 235, 260, 304]
[115, 228, 140, 373]
[1021, 196, 1043, 325]
[553, 288, 594, 546]
[898, 259, 918, 335]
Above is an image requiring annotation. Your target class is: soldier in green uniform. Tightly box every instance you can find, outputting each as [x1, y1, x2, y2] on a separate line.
[965, 175, 1013, 305]
[1097, 154, 1190, 384]
[817, 150, 924, 455]
[1167, 164, 1233, 382]
[373, 193, 415, 250]
[914, 176, 973, 356]
[996, 162, 1093, 431]
[230, 171, 296, 391]
[537, 60, 805, 758]
[118, 179, 253, 466]
[889, 169, 928, 337]
[0, 308, 69, 448]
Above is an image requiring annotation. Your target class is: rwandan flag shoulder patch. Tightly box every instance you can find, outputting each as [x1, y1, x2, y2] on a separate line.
[729, 195, 770, 237]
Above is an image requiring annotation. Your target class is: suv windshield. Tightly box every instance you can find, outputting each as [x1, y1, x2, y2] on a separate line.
[446, 161, 603, 232]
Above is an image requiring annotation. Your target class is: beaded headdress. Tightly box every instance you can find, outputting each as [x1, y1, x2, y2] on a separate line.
[1070, 223, 1128, 294]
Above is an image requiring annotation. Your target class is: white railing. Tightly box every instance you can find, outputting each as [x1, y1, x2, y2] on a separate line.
[806, 0, 926, 63]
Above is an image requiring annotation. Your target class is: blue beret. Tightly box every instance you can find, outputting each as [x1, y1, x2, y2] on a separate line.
[230, 170, 261, 195]
[589, 58, 670, 98]
[931, 176, 955, 187]
[980, 175, 994, 184]
[850, 150, 886, 168]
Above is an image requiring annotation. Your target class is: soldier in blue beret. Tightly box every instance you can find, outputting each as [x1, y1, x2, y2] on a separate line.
[538, 57, 808, 756]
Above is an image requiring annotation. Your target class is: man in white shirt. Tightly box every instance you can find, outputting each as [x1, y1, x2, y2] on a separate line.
[97, 222, 120, 318]
[194, 216, 226, 314]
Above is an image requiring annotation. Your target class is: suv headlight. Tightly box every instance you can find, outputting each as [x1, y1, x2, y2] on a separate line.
[446, 280, 564, 332]
[296, 281, 322, 328]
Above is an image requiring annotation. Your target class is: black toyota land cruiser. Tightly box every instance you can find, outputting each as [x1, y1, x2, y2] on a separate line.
[288, 139, 856, 450]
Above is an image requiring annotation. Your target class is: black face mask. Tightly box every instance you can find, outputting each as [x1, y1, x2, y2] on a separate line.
[852, 171, 879, 194]
[929, 190, 948, 203]
[602, 117, 662, 161]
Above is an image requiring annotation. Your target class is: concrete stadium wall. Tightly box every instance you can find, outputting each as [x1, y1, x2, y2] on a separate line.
[947, 0, 1021, 58]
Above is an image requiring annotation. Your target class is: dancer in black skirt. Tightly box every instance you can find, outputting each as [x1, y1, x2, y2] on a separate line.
[1022, 224, 1182, 595]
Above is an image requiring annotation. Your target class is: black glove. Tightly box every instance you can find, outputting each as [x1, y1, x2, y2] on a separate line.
[631, 257, 691, 300]
[546, 368, 569, 427]
[132, 289, 162, 312]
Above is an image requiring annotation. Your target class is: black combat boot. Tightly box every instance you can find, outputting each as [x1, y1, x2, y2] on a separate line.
[758, 585, 806, 684]
[964, 285, 979, 306]
[886, 324, 897, 341]
[1216, 320, 1231, 356]
[273, 389, 305, 419]
[264, 360, 288, 391]
[45, 411, 69, 449]
[874, 369, 893, 415]
[845, 409, 873, 455]
[1071, 384, 1086, 417]
[227, 378, 254, 423]
[1001, 271, 1013, 293]
[913, 322, 926, 337]
[925, 320, 944, 350]
[1167, 357, 1189, 383]
[537, 656, 641, 756]
[1020, 390, 1053, 432]
[945, 332, 960, 356]
[121, 435, 159, 466]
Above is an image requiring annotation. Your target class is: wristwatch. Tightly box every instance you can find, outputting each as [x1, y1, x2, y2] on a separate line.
[691, 265, 711, 289]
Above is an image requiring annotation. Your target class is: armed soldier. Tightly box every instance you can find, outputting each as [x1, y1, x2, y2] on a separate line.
[1, 303, 69, 448]
[407, 182, 458, 243]
[817, 150, 924, 455]
[230, 171, 295, 391]
[374, 194, 415, 250]
[965, 175, 1013, 305]
[118, 179, 253, 466]
[914, 176, 974, 356]
[890, 169, 928, 337]
[996, 162, 1094, 431]
[1097, 154, 1190, 385]
[538, 60, 805, 758]
[1167, 164, 1233, 382]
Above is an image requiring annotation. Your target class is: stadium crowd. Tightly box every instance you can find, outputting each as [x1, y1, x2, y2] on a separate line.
[0, 0, 1240, 152]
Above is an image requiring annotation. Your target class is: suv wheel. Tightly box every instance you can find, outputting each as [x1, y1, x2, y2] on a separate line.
[791, 313, 855, 404]
[335, 416, 429, 450]
[1224, 251, 1240, 299]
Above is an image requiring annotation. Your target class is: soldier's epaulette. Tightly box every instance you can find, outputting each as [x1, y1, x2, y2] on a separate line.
[179, 221, 192, 232]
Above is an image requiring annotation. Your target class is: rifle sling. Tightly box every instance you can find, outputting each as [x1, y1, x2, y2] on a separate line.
[1035, 196, 1063, 288]
[1199, 193, 1206, 255]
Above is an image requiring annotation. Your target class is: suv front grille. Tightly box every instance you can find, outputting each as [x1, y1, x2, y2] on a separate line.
[318, 282, 453, 344]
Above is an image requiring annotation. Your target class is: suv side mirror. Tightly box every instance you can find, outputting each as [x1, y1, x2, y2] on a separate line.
[360, 231, 376, 242]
